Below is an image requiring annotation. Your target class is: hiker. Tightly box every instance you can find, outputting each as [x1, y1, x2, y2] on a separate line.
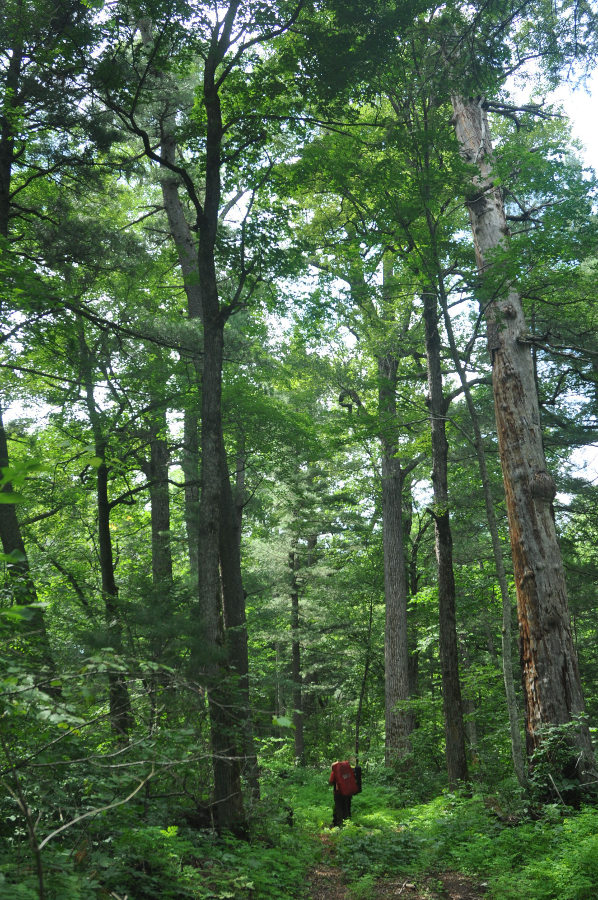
[329, 758, 361, 827]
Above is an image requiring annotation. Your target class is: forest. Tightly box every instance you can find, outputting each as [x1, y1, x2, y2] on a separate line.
[1, 1, 598, 898]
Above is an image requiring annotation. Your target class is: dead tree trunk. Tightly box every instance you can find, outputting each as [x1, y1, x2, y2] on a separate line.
[451, 95, 593, 774]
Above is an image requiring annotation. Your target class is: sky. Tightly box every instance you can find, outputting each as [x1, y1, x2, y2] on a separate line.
[552, 68, 598, 171]
[509, 66, 598, 485]
[558, 69, 598, 482]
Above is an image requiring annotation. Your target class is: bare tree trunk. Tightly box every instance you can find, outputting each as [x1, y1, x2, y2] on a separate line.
[0, 407, 56, 680]
[355, 594, 374, 764]
[194, 313, 245, 833]
[148, 415, 173, 587]
[219, 442, 259, 795]
[439, 283, 527, 788]
[378, 352, 413, 764]
[422, 287, 468, 786]
[79, 327, 133, 738]
[289, 548, 305, 765]
[161, 121, 248, 827]
[182, 408, 200, 587]
[138, 408, 174, 737]
[0, 39, 57, 685]
[451, 95, 593, 773]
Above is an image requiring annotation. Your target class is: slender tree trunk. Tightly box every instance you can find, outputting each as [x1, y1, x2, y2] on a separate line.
[378, 352, 413, 765]
[439, 284, 527, 788]
[79, 330, 133, 738]
[194, 313, 245, 833]
[96, 437, 134, 738]
[289, 548, 305, 765]
[422, 287, 468, 786]
[139, 410, 174, 737]
[148, 416, 173, 587]
[355, 594, 374, 763]
[0, 406, 56, 678]
[219, 442, 260, 795]
[161, 170, 247, 829]
[182, 408, 200, 587]
[451, 95, 593, 773]
[0, 40, 21, 236]
[0, 40, 56, 681]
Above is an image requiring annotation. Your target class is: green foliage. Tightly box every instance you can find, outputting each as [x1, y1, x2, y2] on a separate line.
[298, 781, 598, 900]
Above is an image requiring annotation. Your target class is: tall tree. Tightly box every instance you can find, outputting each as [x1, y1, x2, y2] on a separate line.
[0, 0, 95, 683]
[78, 322, 134, 738]
[450, 95, 594, 772]
[422, 285, 469, 785]
[93, 0, 309, 830]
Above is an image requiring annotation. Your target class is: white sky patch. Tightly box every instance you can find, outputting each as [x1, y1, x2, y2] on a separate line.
[549, 68, 598, 172]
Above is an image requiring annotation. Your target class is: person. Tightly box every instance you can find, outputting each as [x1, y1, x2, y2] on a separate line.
[329, 758, 361, 827]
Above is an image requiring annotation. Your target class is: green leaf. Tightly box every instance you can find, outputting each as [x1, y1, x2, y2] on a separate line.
[1, 604, 40, 621]
[0, 549, 26, 563]
[0, 492, 24, 504]
[272, 715, 294, 729]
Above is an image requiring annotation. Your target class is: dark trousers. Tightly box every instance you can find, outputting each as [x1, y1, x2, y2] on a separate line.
[332, 791, 351, 827]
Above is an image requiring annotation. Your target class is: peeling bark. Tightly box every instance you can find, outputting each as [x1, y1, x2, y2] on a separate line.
[451, 96, 594, 773]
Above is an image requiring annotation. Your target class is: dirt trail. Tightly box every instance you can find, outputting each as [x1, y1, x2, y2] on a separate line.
[307, 834, 488, 899]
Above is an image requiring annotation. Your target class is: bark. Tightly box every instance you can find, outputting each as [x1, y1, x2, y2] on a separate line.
[289, 548, 305, 765]
[0, 42, 56, 682]
[355, 594, 374, 764]
[0, 39, 22, 236]
[148, 416, 173, 587]
[378, 352, 413, 764]
[0, 406, 56, 678]
[451, 95, 594, 773]
[195, 317, 245, 832]
[138, 409, 174, 737]
[367, 259, 417, 765]
[161, 103, 248, 828]
[439, 284, 527, 788]
[422, 287, 469, 786]
[182, 408, 200, 587]
[79, 330, 133, 738]
[219, 442, 259, 795]
[95, 441, 134, 738]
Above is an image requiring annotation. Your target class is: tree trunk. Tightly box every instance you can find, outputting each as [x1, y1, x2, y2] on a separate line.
[194, 313, 245, 833]
[148, 415, 173, 587]
[355, 594, 374, 764]
[79, 329, 133, 738]
[96, 444, 134, 738]
[439, 283, 527, 788]
[219, 441, 260, 794]
[289, 548, 305, 765]
[378, 351, 412, 764]
[0, 40, 56, 683]
[161, 161, 248, 829]
[422, 287, 468, 786]
[0, 406, 56, 679]
[451, 95, 594, 773]
[182, 408, 200, 587]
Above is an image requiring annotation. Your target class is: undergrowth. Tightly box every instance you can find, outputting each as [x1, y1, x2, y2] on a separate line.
[300, 767, 598, 900]
[2, 764, 598, 899]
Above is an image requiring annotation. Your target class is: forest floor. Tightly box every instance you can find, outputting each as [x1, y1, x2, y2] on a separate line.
[307, 834, 488, 900]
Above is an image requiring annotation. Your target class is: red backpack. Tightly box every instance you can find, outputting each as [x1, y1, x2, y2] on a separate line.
[331, 761, 359, 797]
